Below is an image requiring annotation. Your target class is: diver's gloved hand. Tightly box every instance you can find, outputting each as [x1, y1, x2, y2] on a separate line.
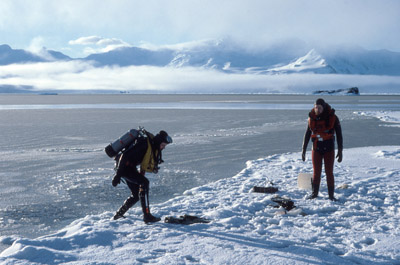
[336, 149, 343, 163]
[112, 174, 121, 187]
[302, 149, 306, 161]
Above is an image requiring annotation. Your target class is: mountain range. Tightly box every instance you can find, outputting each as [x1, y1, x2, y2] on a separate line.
[1, 39, 400, 76]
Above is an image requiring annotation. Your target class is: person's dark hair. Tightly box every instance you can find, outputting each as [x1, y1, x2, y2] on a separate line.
[315, 98, 326, 107]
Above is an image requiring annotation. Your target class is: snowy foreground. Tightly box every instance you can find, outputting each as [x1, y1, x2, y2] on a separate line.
[1, 144, 399, 264]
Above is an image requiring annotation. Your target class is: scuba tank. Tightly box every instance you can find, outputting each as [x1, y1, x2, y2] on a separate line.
[105, 127, 146, 158]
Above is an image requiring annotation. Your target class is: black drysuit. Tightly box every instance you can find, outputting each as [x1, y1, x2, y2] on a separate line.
[115, 138, 154, 217]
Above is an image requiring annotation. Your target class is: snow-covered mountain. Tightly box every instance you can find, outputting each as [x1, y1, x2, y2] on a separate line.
[84, 39, 305, 70]
[0, 44, 70, 64]
[264, 49, 336, 74]
[84, 46, 174, 67]
[322, 46, 400, 76]
[1, 40, 400, 76]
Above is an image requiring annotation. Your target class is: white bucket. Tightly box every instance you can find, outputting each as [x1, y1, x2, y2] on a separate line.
[297, 173, 312, 190]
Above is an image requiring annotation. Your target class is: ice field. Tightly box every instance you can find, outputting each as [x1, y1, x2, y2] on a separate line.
[0, 94, 399, 264]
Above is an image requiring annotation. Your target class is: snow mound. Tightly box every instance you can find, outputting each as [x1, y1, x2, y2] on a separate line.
[356, 111, 400, 127]
[1, 146, 399, 264]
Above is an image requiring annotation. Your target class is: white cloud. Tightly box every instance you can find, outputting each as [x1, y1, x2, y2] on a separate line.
[69, 36, 131, 56]
[1, 61, 399, 94]
[97, 38, 129, 46]
[27, 36, 46, 52]
[69, 36, 129, 47]
[68, 36, 104, 46]
[25, 36, 59, 61]
[1, 0, 400, 55]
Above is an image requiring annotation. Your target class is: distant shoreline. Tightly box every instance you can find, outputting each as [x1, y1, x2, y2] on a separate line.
[1, 94, 399, 111]
[1, 92, 400, 96]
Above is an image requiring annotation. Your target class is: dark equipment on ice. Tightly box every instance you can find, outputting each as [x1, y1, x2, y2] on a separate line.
[164, 215, 210, 225]
[271, 196, 296, 211]
[252, 186, 278, 194]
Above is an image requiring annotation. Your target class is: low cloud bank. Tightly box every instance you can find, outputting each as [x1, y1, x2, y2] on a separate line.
[1, 61, 399, 94]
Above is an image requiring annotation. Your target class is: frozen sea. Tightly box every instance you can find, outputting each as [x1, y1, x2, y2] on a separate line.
[0, 94, 399, 254]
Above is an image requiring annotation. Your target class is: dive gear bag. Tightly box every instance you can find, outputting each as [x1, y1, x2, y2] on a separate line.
[164, 215, 210, 225]
[105, 127, 147, 158]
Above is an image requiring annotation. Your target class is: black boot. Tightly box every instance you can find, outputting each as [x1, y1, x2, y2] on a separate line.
[307, 183, 320, 200]
[140, 186, 160, 223]
[143, 213, 161, 223]
[328, 186, 337, 201]
[113, 196, 138, 220]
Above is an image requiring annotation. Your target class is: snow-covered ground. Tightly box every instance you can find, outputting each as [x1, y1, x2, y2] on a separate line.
[0, 111, 399, 265]
[356, 111, 400, 128]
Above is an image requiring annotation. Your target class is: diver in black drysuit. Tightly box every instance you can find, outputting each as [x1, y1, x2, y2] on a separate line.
[112, 131, 172, 223]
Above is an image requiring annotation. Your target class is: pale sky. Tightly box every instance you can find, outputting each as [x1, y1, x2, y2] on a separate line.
[1, 0, 400, 57]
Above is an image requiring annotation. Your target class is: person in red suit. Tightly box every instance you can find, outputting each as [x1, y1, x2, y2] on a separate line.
[302, 98, 343, 201]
